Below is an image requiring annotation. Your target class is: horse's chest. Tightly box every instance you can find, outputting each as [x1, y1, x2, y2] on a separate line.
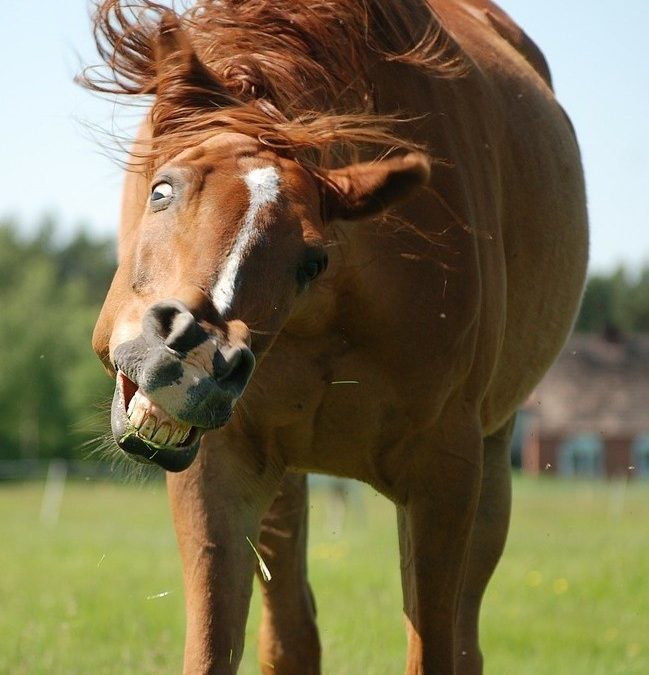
[248, 337, 444, 482]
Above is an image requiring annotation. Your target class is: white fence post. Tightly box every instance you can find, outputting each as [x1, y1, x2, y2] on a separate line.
[39, 460, 68, 525]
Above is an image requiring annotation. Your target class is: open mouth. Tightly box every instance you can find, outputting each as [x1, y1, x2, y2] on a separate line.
[113, 371, 203, 472]
[120, 372, 196, 447]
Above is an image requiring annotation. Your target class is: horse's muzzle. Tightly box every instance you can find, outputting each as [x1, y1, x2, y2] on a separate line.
[109, 299, 255, 471]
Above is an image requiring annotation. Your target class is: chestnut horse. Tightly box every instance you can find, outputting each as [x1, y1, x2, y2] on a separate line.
[83, 1, 587, 673]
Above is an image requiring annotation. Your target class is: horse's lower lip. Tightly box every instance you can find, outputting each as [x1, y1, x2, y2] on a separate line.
[118, 427, 203, 472]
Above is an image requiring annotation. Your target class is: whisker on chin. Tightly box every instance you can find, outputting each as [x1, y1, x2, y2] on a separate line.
[77, 399, 160, 483]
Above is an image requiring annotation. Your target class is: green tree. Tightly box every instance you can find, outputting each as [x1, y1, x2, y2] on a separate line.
[575, 270, 626, 333]
[625, 267, 649, 332]
[0, 219, 115, 460]
[575, 265, 649, 334]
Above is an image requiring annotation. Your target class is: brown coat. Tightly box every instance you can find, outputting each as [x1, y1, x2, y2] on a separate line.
[85, 1, 588, 672]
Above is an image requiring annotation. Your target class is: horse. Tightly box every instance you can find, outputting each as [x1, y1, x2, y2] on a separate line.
[82, 1, 588, 673]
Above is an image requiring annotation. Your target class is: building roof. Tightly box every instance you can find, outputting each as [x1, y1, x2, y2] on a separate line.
[525, 334, 649, 436]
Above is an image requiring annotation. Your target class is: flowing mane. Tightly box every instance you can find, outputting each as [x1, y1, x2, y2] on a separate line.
[79, 0, 464, 171]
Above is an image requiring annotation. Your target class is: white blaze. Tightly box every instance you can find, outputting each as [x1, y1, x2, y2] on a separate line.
[212, 166, 280, 315]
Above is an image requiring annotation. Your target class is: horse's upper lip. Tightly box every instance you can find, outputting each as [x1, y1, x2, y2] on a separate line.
[111, 372, 207, 472]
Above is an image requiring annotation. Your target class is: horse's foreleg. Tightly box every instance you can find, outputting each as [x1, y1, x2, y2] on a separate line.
[256, 472, 321, 675]
[456, 416, 515, 674]
[397, 427, 482, 675]
[167, 435, 283, 675]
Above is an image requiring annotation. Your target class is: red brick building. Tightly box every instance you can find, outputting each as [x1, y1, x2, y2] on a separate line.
[519, 334, 649, 479]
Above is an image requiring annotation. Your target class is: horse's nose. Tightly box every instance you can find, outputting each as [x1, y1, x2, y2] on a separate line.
[141, 299, 255, 396]
[143, 299, 209, 353]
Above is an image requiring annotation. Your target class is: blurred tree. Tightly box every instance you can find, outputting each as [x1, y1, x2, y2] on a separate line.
[56, 229, 116, 304]
[626, 267, 649, 332]
[575, 265, 649, 335]
[0, 219, 115, 460]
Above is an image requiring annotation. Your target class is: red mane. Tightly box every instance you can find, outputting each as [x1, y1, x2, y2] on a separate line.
[79, 0, 464, 171]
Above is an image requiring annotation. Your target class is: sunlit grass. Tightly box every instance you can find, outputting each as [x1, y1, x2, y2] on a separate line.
[0, 475, 647, 674]
[482, 478, 649, 675]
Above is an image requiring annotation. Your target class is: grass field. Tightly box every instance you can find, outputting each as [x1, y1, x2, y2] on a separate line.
[1, 474, 647, 674]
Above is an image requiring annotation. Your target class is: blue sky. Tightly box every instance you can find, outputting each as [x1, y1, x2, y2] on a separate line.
[1, 1, 648, 273]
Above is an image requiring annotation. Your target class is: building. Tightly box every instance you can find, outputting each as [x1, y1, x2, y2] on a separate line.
[518, 334, 649, 479]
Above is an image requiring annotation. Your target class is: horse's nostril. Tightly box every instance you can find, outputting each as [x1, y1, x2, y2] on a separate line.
[143, 300, 185, 338]
[217, 347, 256, 396]
[165, 313, 207, 354]
[143, 299, 208, 354]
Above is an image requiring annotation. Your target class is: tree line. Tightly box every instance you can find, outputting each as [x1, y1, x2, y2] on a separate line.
[0, 219, 115, 461]
[0, 218, 647, 461]
[575, 267, 649, 334]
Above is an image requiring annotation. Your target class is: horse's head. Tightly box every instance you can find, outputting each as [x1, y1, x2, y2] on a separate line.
[92, 19, 430, 471]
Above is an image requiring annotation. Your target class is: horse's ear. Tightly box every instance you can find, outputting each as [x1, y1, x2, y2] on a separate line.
[155, 13, 196, 74]
[322, 153, 431, 222]
[149, 13, 235, 125]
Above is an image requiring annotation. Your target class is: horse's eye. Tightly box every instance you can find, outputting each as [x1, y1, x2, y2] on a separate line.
[298, 251, 328, 288]
[150, 181, 173, 208]
[303, 261, 321, 280]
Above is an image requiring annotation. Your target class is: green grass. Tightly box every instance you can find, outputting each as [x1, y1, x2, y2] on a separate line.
[0, 475, 647, 674]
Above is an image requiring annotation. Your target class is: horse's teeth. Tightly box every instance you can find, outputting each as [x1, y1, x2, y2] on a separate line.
[129, 404, 146, 429]
[127, 395, 136, 417]
[139, 415, 157, 439]
[169, 426, 185, 446]
[126, 391, 188, 445]
[152, 422, 171, 445]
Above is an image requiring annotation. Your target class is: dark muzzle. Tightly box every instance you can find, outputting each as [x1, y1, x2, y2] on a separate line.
[110, 299, 255, 471]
